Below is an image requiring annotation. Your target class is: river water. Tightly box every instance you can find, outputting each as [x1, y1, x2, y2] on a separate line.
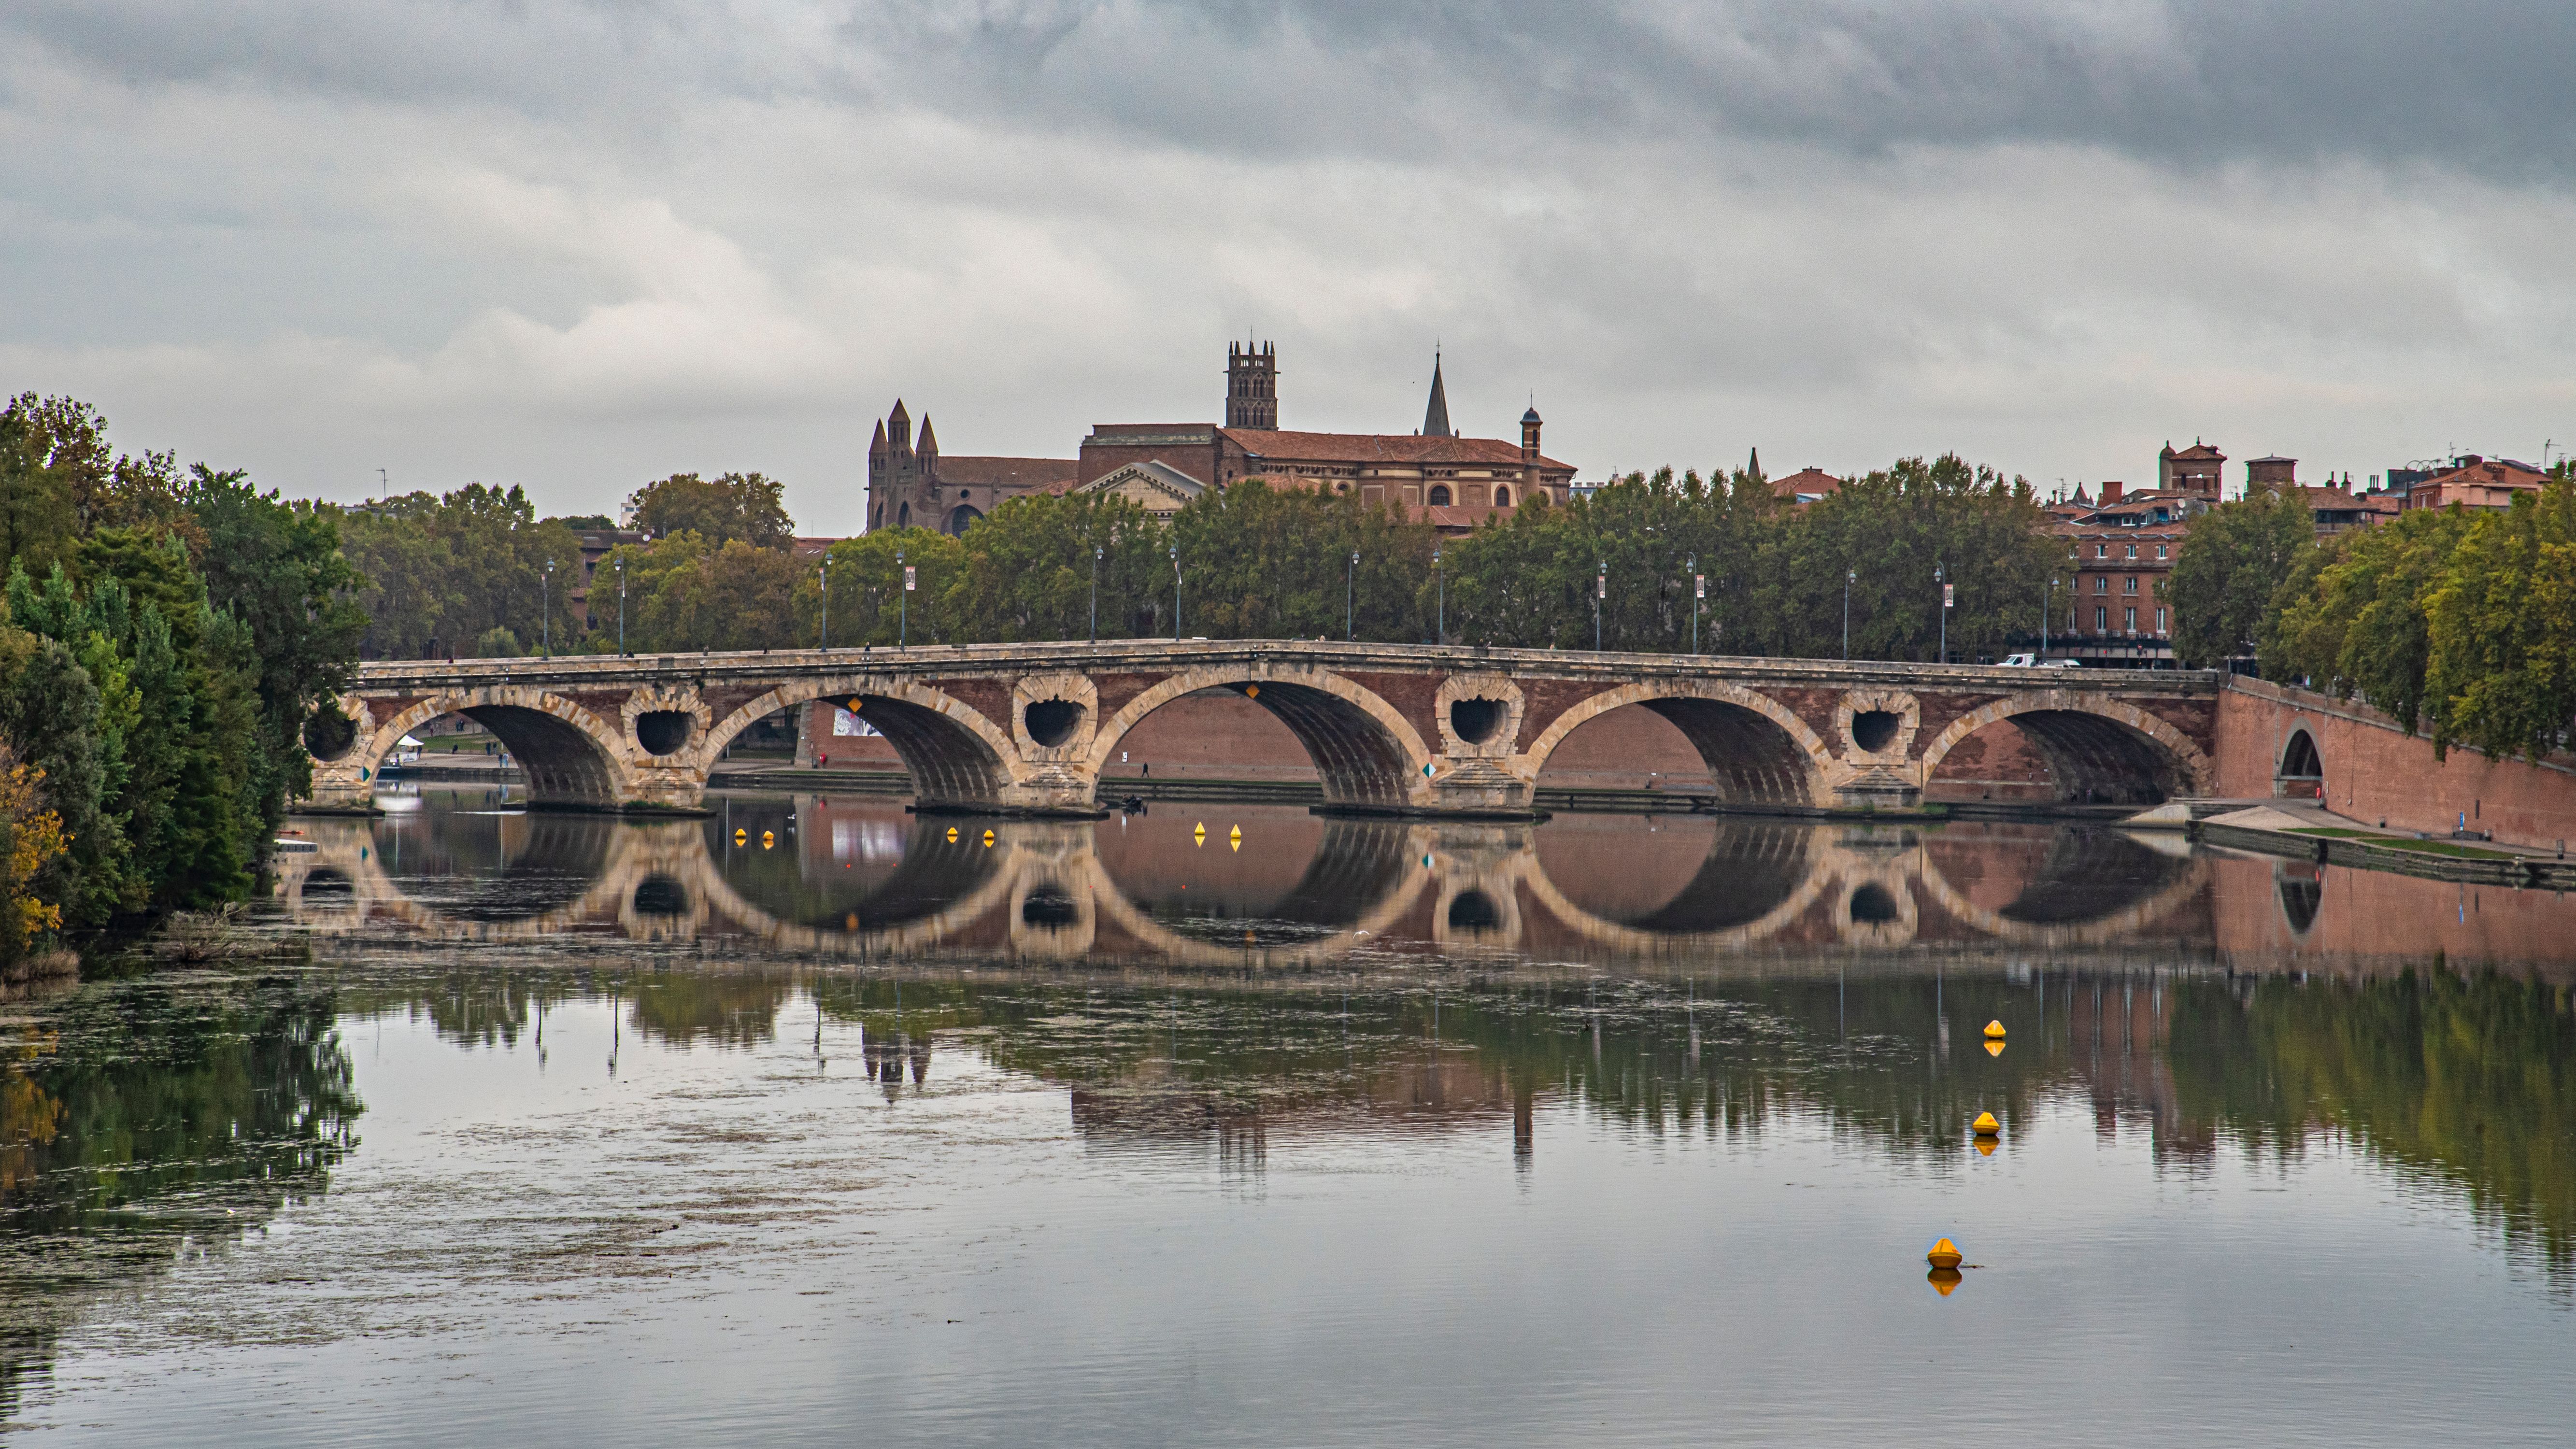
[4, 789, 2573, 1445]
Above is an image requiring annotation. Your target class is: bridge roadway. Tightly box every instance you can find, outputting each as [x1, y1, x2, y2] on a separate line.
[304, 640, 2222, 817]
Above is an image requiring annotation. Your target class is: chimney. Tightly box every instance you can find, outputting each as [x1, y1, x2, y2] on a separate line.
[2101, 480, 2124, 505]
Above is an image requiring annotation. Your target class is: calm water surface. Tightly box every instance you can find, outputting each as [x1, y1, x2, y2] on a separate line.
[3, 791, 2573, 1445]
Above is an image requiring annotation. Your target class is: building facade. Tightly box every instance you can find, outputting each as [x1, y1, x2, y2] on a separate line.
[864, 400, 1079, 535]
[1074, 343, 1575, 534]
[2397, 454, 2550, 511]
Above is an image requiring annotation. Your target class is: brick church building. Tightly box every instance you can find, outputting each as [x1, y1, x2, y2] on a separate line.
[862, 342, 1578, 537]
[863, 400, 1079, 534]
[1075, 342, 1577, 533]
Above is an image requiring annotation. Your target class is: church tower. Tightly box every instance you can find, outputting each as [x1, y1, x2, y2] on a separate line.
[1422, 350, 1452, 438]
[1226, 340, 1277, 430]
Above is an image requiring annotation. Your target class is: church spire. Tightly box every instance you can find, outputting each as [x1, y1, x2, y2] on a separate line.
[1422, 349, 1452, 438]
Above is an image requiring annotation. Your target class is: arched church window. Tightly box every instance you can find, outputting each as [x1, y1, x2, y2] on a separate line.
[1494, 485, 1511, 506]
[898, 502, 910, 527]
[1428, 485, 1452, 506]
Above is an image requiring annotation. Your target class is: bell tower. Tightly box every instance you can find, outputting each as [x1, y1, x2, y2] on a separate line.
[1226, 340, 1277, 430]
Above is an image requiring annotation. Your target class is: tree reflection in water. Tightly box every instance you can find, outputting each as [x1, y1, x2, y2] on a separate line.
[808, 964, 2576, 1285]
[0, 977, 361, 1422]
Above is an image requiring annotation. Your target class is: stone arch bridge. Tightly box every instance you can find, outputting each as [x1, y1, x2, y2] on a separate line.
[305, 641, 2220, 817]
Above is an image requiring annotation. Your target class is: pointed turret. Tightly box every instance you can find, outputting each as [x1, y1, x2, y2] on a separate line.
[1423, 351, 1452, 438]
[888, 399, 911, 454]
[1747, 446, 1763, 483]
[917, 415, 938, 459]
[869, 418, 888, 459]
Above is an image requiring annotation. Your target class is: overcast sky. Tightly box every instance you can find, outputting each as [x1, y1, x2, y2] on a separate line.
[5, 1, 2573, 531]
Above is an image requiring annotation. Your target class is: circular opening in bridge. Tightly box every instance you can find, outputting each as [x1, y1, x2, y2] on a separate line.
[633, 874, 690, 918]
[1024, 699, 1083, 749]
[1450, 698, 1506, 746]
[300, 868, 355, 906]
[1849, 882, 1902, 924]
[1851, 710, 1902, 753]
[302, 709, 358, 762]
[1446, 889, 1504, 933]
[636, 710, 694, 756]
[1021, 885, 1080, 930]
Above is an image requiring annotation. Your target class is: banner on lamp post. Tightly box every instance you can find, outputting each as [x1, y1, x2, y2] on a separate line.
[904, 566, 917, 592]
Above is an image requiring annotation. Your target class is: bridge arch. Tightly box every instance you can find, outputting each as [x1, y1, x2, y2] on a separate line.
[1918, 693, 2209, 805]
[1086, 666, 1434, 812]
[701, 677, 1018, 809]
[1521, 680, 1831, 808]
[349, 687, 633, 808]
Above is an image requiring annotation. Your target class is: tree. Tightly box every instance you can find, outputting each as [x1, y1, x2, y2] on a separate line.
[336, 484, 584, 657]
[2265, 507, 2472, 731]
[186, 468, 368, 846]
[0, 409, 75, 580]
[0, 740, 70, 964]
[627, 471, 794, 550]
[2169, 484, 2314, 669]
[904, 492, 1162, 645]
[2424, 483, 2576, 762]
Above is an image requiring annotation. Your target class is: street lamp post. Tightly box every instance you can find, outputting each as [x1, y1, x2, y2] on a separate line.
[1688, 553, 1701, 654]
[1594, 559, 1605, 651]
[1346, 549, 1358, 641]
[541, 558, 554, 657]
[1843, 568, 1855, 660]
[1433, 547, 1444, 645]
[1090, 544, 1102, 644]
[1936, 562, 1948, 665]
[819, 557, 830, 650]
[897, 548, 907, 647]
[615, 555, 626, 655]
[1170, 544, 1181, 639]
[2043, 576, 2055, 658]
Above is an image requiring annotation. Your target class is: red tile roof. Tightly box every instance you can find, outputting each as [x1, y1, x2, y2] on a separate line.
[1770, 467, 1842, 500]
[1219, 427, 1569, 471]
[933, 455, 1080, 489]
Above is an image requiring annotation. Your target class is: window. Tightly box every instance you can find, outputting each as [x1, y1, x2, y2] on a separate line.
[2156, 607, 2167, 633]
[2124, 606, 2137, 632]
[2094, 576, 2107, 593]
[2124, 576, 2137, 594]
[1494, 485, 1511, 506]
[2156, 544, 2167, 559]
[1428, 485, 1452, 505]
[2095, 543, 2107, 558]
[2094, 606, 2107, 632]
[897, 502, 910, 527]
[2125, 544, 2136, 559]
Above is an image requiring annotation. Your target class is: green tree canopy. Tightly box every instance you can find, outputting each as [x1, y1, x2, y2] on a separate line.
[627, 471, 793, 550]
[2168, 483, 2314, 668]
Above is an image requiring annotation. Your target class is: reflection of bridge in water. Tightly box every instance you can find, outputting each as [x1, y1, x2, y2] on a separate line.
[273, 807, 2216, 967]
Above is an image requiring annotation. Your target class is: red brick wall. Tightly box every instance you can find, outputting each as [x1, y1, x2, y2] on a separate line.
[2215, 678, 2576, 849]
[1926, 720, 2056, 801]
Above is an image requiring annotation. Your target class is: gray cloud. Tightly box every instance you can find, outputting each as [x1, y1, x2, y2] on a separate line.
[1, 1, 2572, 529]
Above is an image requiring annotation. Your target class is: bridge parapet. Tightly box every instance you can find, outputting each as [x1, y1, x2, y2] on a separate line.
[309, 642, 2222, 817]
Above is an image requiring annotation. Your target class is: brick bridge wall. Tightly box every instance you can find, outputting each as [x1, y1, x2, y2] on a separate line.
[2214, 677, 2576, 851]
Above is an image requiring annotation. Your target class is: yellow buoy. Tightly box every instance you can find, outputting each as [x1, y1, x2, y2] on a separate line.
[1193, 822, 1208, 847]
[761, 830, 775, 849]
[1927, 1267, 1964, 1295]
[1984, 1039, 2006, 1058]
[1973, 1111, 2000, 1136]
[1926, 1237, 1964, 1270]
[982, 828, 996, 848]
[1244, 684, 1260, 699]
[1229, 824, 1242, 852]
[1983, 1019, 2007, 1039]
[734, 827, 747, 843]
[844, 912, 858, 931]
[946, 826, 959, 843]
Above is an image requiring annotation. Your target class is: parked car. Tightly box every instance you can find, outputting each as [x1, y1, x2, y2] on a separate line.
[1999, 654, 2084, 668]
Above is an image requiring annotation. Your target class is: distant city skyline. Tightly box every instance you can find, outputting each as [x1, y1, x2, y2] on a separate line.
[5, 2, 2571, 531]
